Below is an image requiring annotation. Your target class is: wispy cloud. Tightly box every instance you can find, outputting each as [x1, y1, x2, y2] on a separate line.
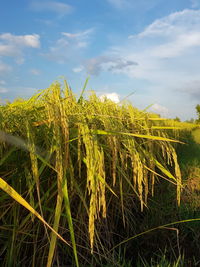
[149, 32, 200, 58]
[85, 9, 200, 119]
[101, 10, 200, 94]
[72, 66, 84, 73]
[44, 29, 94, 63]
[30, 69, 41, 75]
[0, 33, 40, 64]
[30, 1, 73, 17]
[0, 44, 18, 57]
[149, 103, 169, 117]
[62, 29, 93, 39]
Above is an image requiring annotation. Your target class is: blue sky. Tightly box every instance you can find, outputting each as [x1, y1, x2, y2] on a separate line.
[1, 0, 200, 120]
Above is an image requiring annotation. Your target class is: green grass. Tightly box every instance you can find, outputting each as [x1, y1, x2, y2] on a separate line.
[0, 81, 199, 266]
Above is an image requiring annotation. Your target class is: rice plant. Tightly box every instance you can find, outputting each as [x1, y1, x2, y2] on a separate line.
[0, 80, 198, 266]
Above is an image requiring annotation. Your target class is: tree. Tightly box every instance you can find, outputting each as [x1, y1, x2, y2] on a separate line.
[174, 116, 181, 122]
[196, 104, 200, 122]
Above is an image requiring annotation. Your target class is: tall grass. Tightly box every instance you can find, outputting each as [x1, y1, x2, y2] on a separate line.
[0, 81, 198, 266]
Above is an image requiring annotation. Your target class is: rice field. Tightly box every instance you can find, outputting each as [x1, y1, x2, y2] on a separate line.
[0, 81, 200, 266]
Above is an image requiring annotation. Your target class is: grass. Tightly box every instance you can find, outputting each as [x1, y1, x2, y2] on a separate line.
[0, 80, 200, 266]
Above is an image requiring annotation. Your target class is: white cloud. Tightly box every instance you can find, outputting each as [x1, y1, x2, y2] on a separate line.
[30, 1, 73, 17]
[72, 66, 84, 73]
[103, 10, 200, 90]
[150, 32, 200, 58]
[0, 33, 40, 64]
[136, 9, 191, 38]
[44, 29, 93, 63]
[62, 29, 94, 39]
[99, 92, 120, 103]
[0, 44, 17, 57]
[86, 9, 200, 119]
[61, 29, 94, 49]
[0, 33, 40, 48]
[149, 103, 169, 117]
[77, 42, 88, 48]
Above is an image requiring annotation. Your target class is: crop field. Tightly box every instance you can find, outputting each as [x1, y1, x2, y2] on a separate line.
[0, 81, 200, 266]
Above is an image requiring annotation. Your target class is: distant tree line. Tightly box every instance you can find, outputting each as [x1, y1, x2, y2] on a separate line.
[174, 105, 200, 123]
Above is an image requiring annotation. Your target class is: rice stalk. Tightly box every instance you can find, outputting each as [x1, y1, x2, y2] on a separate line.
[1, 80, 198, 265]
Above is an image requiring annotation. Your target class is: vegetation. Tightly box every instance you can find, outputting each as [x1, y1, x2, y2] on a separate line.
[196, 104, 200, 123]
[0, 81, 200, 266]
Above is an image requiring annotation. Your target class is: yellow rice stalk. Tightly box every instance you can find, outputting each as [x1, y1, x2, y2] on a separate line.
[111, 137, 118, 186]
[45, 83, 79, 267]
[1, 81, 193, 265]
[79, 123, 107, 252]
[46, 85, 65, 267]
[98, 148, 106, 218]
[171, 148, 182, 206]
